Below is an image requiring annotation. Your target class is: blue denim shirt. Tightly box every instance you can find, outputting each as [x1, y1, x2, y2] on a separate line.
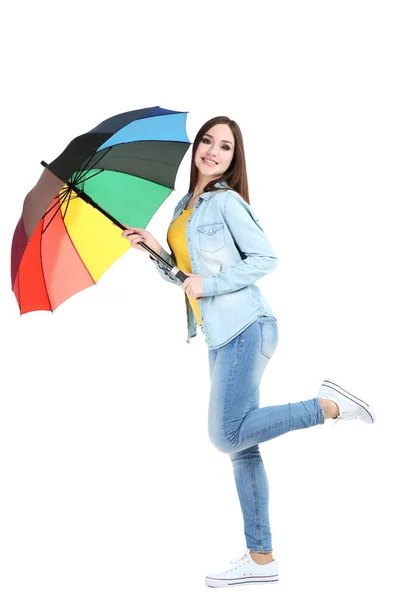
[149, 181, 278, 349]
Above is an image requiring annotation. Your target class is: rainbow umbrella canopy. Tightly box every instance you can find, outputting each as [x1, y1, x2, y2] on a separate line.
[11, 106, 190, 314]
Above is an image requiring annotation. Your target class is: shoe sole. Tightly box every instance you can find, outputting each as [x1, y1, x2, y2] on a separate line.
[205, 576, 279, 587]
[321, 379, 376, 423]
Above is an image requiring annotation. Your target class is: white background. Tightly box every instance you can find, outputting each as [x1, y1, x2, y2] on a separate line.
[1, 1, 399, 598]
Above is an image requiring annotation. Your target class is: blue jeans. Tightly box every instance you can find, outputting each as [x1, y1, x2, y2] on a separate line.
[207, 315, 325, 553]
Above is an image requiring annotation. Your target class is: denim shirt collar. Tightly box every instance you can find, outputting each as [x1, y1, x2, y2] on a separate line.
[180, 180, 230, 207]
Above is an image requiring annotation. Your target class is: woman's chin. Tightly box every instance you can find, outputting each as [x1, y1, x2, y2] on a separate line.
[196, 165, 222, 178]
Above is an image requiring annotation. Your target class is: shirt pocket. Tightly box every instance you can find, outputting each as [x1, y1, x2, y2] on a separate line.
[198, 223, 227, 253]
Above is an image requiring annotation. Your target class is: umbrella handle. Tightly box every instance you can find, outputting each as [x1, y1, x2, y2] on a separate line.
[138, 241, 188, 282]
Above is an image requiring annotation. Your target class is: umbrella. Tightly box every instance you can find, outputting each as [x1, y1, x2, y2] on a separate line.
[11, 106, 190, 314]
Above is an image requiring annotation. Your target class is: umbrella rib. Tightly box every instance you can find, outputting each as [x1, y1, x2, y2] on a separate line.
[86, 146, 112, 171]
[61, 192, 72, 222]
[42, 187, 70, 220]
[71, 147, 113, 189]
[42, 193, 70, 234]
[77, 166, 174, 191]
[74, 168, 104, 187]
[73, 147, 112, 186]
[74, 149, 102, 178]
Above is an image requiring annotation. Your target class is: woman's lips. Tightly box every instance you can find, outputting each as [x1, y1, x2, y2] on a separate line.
[201, 158, 218, 167]
[202, 157, 218, 166]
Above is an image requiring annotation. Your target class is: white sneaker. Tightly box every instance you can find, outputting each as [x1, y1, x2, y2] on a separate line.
[318, 379, 376, 425]
[205, 549, 278, 588]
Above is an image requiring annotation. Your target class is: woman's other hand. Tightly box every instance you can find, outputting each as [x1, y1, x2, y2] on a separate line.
[182, 272, 204, 300]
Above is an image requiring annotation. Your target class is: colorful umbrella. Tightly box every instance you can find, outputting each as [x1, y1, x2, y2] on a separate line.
[11, 106, 190, 314]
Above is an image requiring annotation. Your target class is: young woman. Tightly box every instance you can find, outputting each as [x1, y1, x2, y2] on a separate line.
[122, 116, 376, 588]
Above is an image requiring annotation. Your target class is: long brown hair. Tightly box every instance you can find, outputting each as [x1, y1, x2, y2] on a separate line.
[188, 116, 250, 205]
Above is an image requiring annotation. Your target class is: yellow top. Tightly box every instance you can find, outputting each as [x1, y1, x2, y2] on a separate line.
[167, 207, 202, 326]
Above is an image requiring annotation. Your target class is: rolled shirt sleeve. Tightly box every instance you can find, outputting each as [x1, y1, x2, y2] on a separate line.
[149, 247, 181, 287]
[201, 191, 278, 297]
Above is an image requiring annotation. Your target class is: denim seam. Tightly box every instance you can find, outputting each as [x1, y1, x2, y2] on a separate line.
[223, 333, 244, 446]
[222, 342, 235, 446]
[246, 448, 263, 551]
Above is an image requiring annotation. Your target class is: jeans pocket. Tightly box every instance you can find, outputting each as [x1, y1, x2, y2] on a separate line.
[259, 316, 278, 359]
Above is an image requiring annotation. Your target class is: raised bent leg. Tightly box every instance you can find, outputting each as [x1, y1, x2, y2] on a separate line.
[208, 318, 324, 455]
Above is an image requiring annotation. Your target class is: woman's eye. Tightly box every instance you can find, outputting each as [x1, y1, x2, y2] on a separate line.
[202, 138, 231, 151]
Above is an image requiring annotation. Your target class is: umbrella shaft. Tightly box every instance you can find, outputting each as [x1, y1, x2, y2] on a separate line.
[41, 160, 124, 228]
[40, 160, 188, 281]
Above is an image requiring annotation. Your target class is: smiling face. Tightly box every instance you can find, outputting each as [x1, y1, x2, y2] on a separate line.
[194, 123, 235, 188]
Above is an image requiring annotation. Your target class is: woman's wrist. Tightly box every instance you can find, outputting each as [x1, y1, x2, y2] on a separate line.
[148, 241, 163, 260]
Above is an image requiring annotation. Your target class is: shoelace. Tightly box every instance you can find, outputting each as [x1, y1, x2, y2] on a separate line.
[332, 409, 363, 427]
[228, 550, 251, 571]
